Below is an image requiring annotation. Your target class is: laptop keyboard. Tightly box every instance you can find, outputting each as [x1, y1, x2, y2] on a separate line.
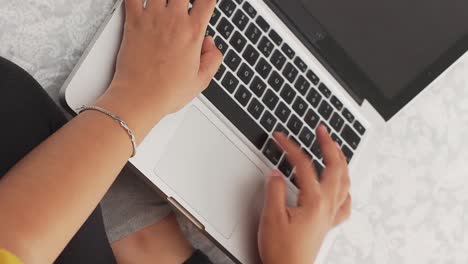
[202, 0, 366, 185]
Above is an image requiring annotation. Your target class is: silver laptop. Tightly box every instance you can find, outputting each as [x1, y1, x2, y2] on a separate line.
[60, 0, 468, 263]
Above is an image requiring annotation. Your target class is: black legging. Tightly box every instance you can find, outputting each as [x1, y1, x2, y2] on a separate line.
[0, 57, 211, 264]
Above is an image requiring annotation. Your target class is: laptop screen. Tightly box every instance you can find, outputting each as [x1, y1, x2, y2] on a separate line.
[267, 0, 468, 119]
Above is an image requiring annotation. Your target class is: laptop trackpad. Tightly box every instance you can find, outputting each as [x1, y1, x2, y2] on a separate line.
[154, 106, 264, 239]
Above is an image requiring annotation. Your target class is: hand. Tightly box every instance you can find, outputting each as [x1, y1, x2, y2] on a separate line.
[96, 0, 222, 138]
[258, 125, 351, 264]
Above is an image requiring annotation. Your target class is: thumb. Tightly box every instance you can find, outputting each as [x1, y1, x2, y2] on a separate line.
[198, 36, 223, 89]
[262, 170, 288, 221]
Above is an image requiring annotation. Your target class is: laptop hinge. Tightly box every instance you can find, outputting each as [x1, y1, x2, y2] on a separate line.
[167, 197, 205, 231]
[262, 0, 366, 105]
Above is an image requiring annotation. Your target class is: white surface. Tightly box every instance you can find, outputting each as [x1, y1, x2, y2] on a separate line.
[154, 106, 263, 239]
[1, 0, 468, 263]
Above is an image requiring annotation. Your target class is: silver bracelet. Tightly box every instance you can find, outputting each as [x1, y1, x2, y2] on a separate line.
[77, 105, 137, 158]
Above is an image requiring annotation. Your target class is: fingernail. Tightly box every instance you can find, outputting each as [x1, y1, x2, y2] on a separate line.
[335, 142, 341, 149]
[271, 170, 282, 177]
[318, 124, 326, 133]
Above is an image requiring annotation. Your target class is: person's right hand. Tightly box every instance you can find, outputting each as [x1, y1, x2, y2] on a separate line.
[258, 125, 351, 264]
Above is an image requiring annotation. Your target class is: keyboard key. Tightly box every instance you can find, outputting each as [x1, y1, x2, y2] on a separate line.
[270, 50, 287, 70]
[313, 160, 324, 177]
[341, 125, 361, 150]
[219, 0, 237, 17]
[234, 0, 243, 4]
[206, 25, 215, 37]
[214, 64, 226, 80]
[304, 108, 320, 129]
[263, 139, 283, 165]
[242, 45, 260, 66]
[353, 121, 366, 135]
[318, 100, 333, 120]
[318, 83, 332, 98]
[242, 2, 257, 18]
[262, 89, 279, 110]
[250, 76, 267, 97]
[278, 157, 293, 177]
[281, 43, 295, 59]
[299, 127, 315, 147]
[306, 88, 322, 108]
[214, 37, 228, 54]
[225, 50, 242, 71]
[331, 133, 343, 146]
[255, 58, 272, 79]
[245, 23, 261, 44]
[230, 31, 247, 52]
[341, 145, 354, 163]
[287, 114, 303, 135]
[330, 96, 343, 111]
[221, 71, 239, 93]
[232, 9, 249, 31]
[283, 63, 299, 83]
[294, 75, 310, 96]
[203, 81, 268, 149]
[217, 18, 234, 39]
[292, 96, 307, 117]
[258, 36, 274, 57]
[268, 71, 284, 91]
[294, 57, 307, 72]
[274, 101, 291, 122]
[342, 108, 355, 123]
[210, 8, 221, 25]
[269, 30, 283, 45]
[306, 70, 320, 85]
[247, 98, 265, 119]
[256, 16, 270, 32]
[234, 85, 252, 106]
[260, 111, 277, 132]
[237, 63, 254, 84]
[280, 84, 296, 104]
[310, 141, 322, 159]
[274, 123, 289, 136]
[330, 113, 345, 132]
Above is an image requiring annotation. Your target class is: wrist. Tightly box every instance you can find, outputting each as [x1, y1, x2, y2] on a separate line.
[94, 82, 166, 143]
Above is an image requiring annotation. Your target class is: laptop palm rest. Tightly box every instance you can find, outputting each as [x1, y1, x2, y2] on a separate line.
[154, 106, 264, 239]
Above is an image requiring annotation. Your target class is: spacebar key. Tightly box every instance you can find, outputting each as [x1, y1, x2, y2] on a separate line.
[203, 81, 268, 150]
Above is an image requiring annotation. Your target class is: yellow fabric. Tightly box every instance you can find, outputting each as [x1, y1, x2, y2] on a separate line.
[0, 249, 22, 264]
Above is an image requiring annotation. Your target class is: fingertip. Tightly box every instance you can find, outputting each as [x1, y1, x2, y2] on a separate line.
[317, 123, 329, 137]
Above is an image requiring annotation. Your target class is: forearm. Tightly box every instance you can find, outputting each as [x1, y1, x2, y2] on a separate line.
[0, 97, 161, 263]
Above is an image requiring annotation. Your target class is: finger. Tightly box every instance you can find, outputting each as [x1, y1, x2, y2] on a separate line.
[198, 36, 223, 88]
[273, 133, 320, 203]
[316, 124, 341, 167]
[262, 170, 288, 221]
[167, 0, 191, 12]
[191, 0, 216, 27]
[333, 194, 351, 226]
[125, 0, 144, 20]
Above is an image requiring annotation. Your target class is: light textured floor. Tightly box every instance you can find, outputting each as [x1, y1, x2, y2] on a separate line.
[1, 1, 468, 264]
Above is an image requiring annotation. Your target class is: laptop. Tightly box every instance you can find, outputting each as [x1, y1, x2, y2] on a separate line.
[60, 0, 468, 263]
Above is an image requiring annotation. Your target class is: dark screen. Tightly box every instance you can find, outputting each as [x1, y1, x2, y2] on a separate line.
[273, 0, 468, 99]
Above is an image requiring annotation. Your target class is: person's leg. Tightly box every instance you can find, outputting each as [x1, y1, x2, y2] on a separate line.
[0, 57, 116, 264]
[111, 214, 213, 264]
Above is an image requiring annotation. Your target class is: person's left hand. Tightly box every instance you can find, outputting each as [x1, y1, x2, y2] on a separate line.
[97, 0, 223, 139]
